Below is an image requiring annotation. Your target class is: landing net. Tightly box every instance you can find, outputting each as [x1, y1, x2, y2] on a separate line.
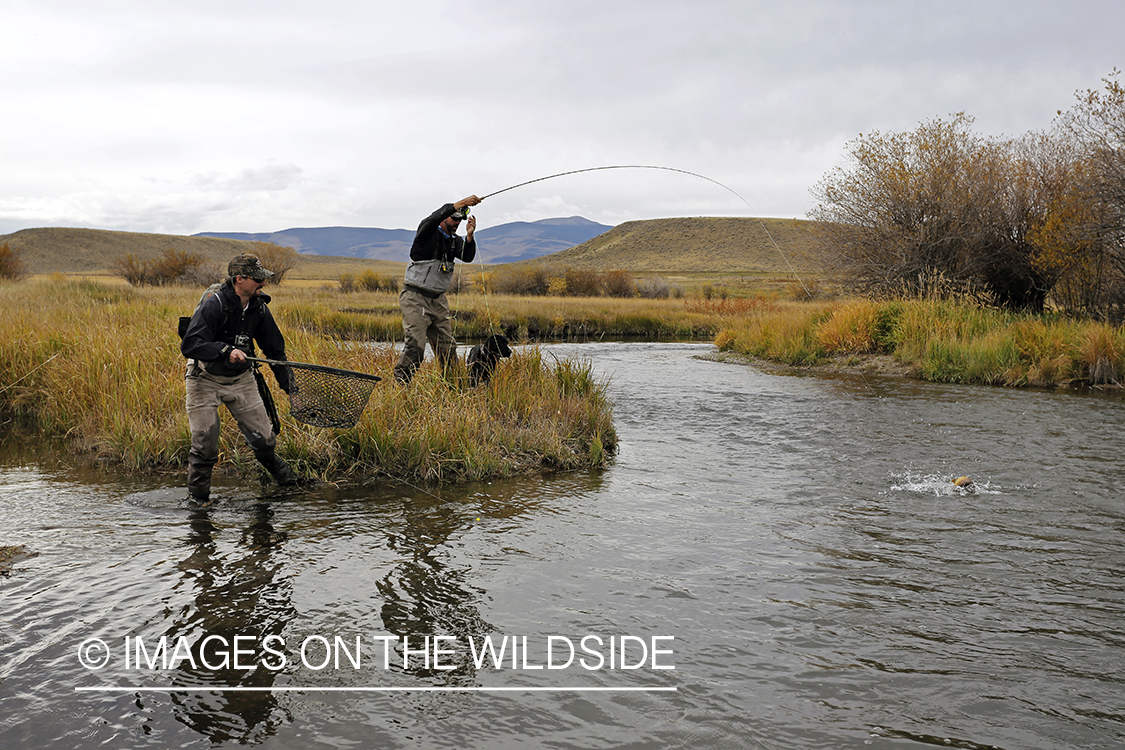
[251, 358, 381, 429]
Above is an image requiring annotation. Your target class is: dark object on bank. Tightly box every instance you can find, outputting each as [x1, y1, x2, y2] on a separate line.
[467, 334, 512, 387]
[248, 357, 381, 429]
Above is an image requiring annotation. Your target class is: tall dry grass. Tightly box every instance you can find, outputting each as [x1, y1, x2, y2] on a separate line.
[288, 286, 724, 342]
[715, 296, 1125, 388]
[0, 279, 616, 483]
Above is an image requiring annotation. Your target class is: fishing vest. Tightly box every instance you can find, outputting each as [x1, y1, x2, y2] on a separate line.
[403, 258, 456, 294]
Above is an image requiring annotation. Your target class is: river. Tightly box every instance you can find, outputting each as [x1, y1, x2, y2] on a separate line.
[1, 342, 1123, 749]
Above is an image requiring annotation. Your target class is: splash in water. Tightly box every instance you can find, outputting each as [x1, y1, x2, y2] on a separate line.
[889, 471, 1001, 496]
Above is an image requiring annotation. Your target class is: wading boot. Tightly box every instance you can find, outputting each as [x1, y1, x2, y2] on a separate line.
[255, 450, 302, 487]
[186, 453, 215, 505]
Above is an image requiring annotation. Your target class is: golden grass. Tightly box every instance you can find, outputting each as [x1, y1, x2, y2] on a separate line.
[716, 296, 1125, 388]
[814, 298, 887, 353]
[0, 279, 617, 484]
[276, 286, 732, 342]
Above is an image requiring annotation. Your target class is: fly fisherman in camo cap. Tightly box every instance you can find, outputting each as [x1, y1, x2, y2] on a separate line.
[393, 194, 482, 384]
[180, 253, 303, 503]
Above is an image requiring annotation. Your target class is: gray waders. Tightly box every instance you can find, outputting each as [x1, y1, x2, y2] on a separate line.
[185, 367, 298, 501]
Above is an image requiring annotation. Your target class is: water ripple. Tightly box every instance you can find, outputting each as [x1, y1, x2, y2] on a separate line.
[2, 343, 1124, 748]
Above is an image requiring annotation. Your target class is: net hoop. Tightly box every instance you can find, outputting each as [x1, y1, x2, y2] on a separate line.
[248, 357, 381, 429]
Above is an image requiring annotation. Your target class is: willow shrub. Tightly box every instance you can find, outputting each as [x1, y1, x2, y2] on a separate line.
[0, 279, 615, 482]
[715, 296, 1125, 388]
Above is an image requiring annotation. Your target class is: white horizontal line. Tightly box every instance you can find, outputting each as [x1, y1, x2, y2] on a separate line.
[75, 686, 677, 693]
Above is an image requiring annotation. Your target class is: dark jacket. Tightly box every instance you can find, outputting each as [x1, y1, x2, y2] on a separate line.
[409, 203, 477, 264]
[180, 280, 290, 389]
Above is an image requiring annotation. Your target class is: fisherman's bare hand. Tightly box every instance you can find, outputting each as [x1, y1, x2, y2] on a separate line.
[466, 215, 477, 239]
[229, 348, 248, 364]
[455, 195, 481, 209]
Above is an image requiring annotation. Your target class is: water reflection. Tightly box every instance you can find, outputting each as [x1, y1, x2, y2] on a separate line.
[372, 472, 605, 682]
[164, 504, 293, 743]
[375, 495, 494, 680]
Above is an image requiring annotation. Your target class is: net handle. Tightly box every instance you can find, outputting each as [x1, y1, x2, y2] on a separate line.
[246, 356, 383, 383]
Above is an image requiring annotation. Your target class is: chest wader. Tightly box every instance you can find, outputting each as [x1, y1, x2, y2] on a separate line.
[181, 291, 302, 502]
[395, 246, 459, 383]
[403, 258, 456, 295]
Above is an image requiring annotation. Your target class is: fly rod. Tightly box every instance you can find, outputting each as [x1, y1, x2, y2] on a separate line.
[476, 165, 810, 297]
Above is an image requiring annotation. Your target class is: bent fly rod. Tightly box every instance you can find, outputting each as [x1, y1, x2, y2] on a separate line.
[476, 164, 810, 297]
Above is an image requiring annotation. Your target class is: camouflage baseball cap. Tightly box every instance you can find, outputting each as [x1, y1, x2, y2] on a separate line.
[228, 253, 275, 281]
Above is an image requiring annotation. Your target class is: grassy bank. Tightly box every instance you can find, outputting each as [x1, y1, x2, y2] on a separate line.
[714, 297, 1125, 388]
[281, 286, 729, 342]
[8, 276, 1113, 487]
[0, 279, 617, 484]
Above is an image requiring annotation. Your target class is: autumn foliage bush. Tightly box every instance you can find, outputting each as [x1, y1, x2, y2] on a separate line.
[485, 265, 647, 298]
[112, 241, 298, 288]
[0, 243, 26, 281]
[810, 70, 1125, 321]
[111, 248, 209, 287]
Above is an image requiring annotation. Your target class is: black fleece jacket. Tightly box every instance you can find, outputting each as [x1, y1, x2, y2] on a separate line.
[409, 203, 477, 263]
[180, 280, 290, 389]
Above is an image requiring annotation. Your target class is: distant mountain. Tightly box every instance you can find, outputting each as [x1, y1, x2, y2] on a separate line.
[191, 226, 415, 261]
[475, 217, 613, 264]
[193, 216, 613, 264]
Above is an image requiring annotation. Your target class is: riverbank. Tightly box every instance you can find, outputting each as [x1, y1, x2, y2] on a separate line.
[713, 297, 1125, 390]
[4, 278, 1123, 486]
[703, 349, 916, 379]
[0, 279, 618, 485]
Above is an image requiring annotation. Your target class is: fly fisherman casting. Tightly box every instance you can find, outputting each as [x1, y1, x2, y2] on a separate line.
[393, 194, 482, 384]
[180, 253, 310, 504]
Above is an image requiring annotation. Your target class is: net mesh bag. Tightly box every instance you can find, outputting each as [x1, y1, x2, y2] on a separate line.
[264, 360, 381, 429]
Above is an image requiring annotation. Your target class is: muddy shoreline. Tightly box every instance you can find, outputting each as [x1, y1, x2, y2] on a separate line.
[700, 349, 1124, 392]
[700, 350, 916, 379]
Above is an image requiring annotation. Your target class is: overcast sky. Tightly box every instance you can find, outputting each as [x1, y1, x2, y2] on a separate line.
[1, 0, 1121, 235]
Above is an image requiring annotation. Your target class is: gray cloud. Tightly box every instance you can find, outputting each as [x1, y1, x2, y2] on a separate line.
[0, 0, 1121, 235]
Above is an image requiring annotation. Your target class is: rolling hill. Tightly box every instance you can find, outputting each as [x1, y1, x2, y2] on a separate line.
[0, 227, 400, 278]
[1, 216, 821, 278]
[475, 217, 614, 263]
[534, 217, 821, 273]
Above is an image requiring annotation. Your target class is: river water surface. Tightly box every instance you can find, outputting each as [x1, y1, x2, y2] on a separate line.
[1, 342, 1123, 749]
